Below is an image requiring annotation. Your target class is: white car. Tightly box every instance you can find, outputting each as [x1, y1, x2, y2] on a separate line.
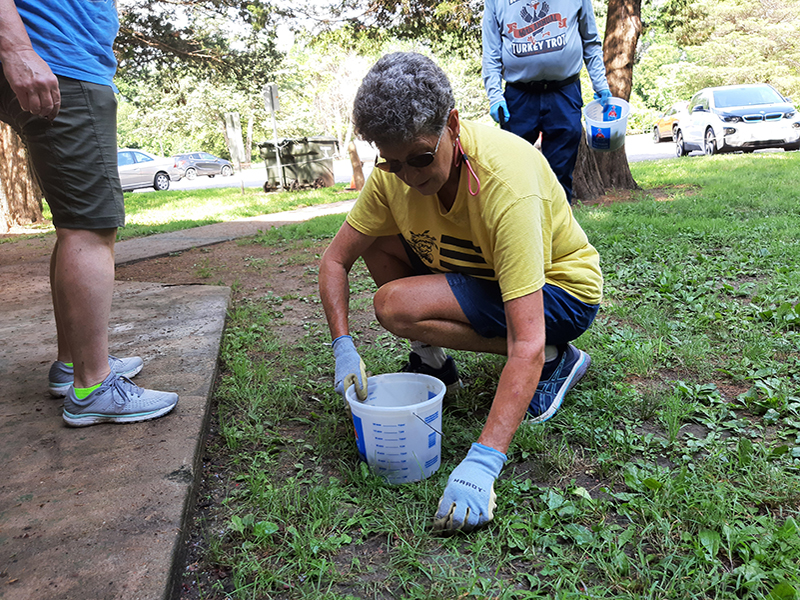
[117, 149, 183, 192]
[675, 84, 800, 157]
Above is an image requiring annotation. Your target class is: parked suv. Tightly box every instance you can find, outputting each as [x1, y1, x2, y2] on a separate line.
[117, 149, 182, 192]
[173, 152, 234, 180]
[675, 84, 800, 157]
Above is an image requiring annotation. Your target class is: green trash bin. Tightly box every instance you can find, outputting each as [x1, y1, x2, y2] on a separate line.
[305, 137, 339, 187]
[258, 139, 294, 191]
[258, 137, 339, 191]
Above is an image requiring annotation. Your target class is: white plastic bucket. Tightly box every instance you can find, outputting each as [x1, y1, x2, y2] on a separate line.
[584, 97, 630, 152]
[345, 373, 445, 485]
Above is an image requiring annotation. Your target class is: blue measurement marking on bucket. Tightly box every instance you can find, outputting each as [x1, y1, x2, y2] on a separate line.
[425, 457, 438, 469]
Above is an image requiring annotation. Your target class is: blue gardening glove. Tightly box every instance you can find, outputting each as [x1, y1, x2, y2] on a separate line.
[433, 443, 507, 531]
[594, 89, 612, 107]
[490, 100, 510, 125]
[332, 335, 367, 400]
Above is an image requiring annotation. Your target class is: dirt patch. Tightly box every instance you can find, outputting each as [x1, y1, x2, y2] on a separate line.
[578, 185, 700, 207]
[0, 233, 54, 268]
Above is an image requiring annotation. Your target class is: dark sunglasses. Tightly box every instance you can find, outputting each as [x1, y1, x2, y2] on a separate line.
[374, 127, 446, 173]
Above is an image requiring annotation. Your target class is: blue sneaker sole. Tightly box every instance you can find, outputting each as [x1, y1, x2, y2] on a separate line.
[528, 350, 591, 424]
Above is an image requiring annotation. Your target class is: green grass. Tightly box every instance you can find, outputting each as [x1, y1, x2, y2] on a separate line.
[38, 182, 358, 241]
[187, 151, 800, 599]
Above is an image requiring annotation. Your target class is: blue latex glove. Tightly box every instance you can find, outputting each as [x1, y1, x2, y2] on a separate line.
[332, 335, 367, 400]
[594, 89, 612, 107]
[490, 100, 510, 125]
[433, 442, 507, 531]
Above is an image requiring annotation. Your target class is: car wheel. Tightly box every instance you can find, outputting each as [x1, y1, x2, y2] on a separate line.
[675, 130, 687, 157]
[672, 125, 679, 140]
[154, 172, 170, 191]
[704, 128, 717, 156]
[653, 126, 661, 143]
[208, 174, 215, 178]
[185, 167, 197, 180]
[221, 165, 233, 177]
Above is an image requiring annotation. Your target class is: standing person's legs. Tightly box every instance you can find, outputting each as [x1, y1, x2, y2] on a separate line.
[539, 81, 583, 203]
[1, 73, 177, 423]
[50, 227, 116, 388]
[502, 84, 542, 147]
[17, 76, 142, 392]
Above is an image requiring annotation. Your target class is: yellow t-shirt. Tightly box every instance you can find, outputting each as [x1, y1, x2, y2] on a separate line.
[346, 120, 603, 305]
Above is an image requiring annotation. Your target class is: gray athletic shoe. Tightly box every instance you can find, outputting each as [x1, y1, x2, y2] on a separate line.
[62, 371, 178, 427]
[48, 355, 144, 397]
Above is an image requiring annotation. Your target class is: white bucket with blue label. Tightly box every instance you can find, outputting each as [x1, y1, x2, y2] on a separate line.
[346, 372, 445, 485]
[584, 97, 630, 152]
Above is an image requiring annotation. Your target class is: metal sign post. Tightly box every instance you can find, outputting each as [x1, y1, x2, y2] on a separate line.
[262, 83, 285, 190]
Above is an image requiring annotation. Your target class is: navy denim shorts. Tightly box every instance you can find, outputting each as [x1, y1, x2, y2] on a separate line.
[400, 235, 598, 344]
[446, 273, 598, 344]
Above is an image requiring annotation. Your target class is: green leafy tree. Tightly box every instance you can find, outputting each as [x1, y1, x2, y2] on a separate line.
[115, 0, 284, 93]
[305, 0, 484, 56]
[642, 0, 800, 106]
[117, 77, 273, 163]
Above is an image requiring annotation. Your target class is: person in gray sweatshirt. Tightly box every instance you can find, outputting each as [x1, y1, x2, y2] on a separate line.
[482, 0, 611, 203]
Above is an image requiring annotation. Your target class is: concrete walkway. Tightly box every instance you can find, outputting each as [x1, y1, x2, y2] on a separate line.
[0, 199, 355, 600]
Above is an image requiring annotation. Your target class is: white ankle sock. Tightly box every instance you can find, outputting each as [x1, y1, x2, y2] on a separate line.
[544, 344, 558, 363]
[410, 340, 447, 369]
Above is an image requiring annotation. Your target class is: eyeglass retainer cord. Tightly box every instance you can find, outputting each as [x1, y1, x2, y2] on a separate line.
[455, 137, 480, 196]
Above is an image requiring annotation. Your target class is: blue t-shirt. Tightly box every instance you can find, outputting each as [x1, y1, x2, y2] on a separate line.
[14, 0, 119, 86]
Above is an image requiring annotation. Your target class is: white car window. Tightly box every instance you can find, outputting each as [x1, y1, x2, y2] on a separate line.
[118, 152, 135, 166]
[714, 86, 784, 109]
[133, 152, 154, 163]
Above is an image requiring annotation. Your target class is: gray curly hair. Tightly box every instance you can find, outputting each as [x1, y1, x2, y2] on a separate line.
[352, 52, 455, 147]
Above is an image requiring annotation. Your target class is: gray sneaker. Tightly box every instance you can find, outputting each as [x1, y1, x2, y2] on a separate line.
[48, 355, 144, 397]
[62, 371, 178, 427]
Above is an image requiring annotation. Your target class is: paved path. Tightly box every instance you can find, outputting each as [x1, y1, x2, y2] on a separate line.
[0, 200, 355, 600]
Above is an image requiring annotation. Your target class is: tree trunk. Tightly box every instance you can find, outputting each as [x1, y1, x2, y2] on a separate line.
[347, 141, 365, 191]
[573, 0, 642, 203]
[0, 123, 44, 233]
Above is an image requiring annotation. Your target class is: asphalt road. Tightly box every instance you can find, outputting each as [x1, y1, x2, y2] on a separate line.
[152, 133, 678, 194]
[625, 132, 678, 162]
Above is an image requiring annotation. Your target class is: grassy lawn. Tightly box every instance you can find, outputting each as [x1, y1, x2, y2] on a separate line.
[35, 183, 358, 241]
[183, 150, 800, 599]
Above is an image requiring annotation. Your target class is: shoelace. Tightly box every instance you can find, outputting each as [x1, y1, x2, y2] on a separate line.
[108, 374, 144, 405]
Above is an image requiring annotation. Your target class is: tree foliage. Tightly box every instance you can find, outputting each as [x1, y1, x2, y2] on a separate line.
[307, 0, 484, 56]
[115, 0, 284, 93]
[638, 0, 800, 111]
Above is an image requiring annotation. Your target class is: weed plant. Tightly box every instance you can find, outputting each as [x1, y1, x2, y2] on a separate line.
[186, 153, 800, 599]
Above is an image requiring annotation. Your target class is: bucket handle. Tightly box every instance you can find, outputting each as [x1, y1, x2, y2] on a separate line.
[413, 412, 443, 437]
